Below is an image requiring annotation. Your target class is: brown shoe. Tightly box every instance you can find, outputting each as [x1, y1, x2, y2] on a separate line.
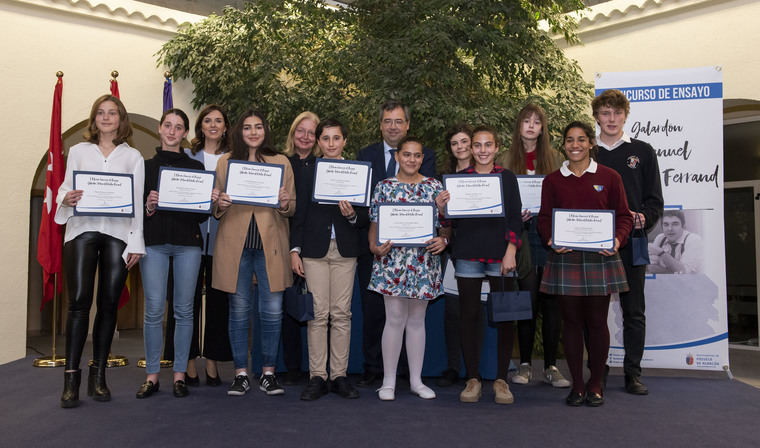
[493, 379, 514, 404]
[459, 378, 482, 403]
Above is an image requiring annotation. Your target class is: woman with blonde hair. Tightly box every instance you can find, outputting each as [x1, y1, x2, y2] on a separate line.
[282, 111, 320, 384]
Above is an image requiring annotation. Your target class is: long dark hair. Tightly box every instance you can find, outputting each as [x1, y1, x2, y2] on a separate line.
[190, 104, 231, 155]
[506, 104, 558, 175]
[229, 109, 279, 162]
[444, 123, 473, 174]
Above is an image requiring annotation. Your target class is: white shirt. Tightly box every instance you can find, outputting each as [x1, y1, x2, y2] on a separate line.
[559, 159, 598, 177]
[596, 132, 632, 151]
[383, 140, 399, 176]
[55, 142, 146, 261]
[651, 229, 703, 274]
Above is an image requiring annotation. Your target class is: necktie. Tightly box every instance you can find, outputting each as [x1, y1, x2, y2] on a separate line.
[669, 242, 680, 259]
[387, 149, 397, 177]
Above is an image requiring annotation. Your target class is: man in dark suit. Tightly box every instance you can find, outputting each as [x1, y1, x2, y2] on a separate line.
[355, 100, 436, 387]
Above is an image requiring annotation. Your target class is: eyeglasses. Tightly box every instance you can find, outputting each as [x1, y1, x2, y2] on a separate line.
[294, 128, 315, 138]
[382, 119, 407, 127]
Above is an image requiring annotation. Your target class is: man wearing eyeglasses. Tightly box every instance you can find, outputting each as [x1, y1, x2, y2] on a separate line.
[355, 100, 436, 387]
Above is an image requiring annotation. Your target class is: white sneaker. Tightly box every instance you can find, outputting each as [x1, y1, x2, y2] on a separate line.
[377, 386, 395, 401]
[411, 384, 436, 400]
[544, 366, 571, 388]
[510, 363, 532, 385]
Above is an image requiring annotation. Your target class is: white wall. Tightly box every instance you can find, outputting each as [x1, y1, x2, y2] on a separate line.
[558, 0, 760, 102]
[0, 0, 202, 364]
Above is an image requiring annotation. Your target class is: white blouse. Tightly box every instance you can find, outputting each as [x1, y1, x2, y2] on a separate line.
[55, 142, 146, 261]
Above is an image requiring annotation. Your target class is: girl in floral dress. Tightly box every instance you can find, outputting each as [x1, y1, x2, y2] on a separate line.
[368, 137, 449, 401]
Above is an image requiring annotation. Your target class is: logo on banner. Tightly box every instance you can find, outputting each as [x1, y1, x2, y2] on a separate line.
[685, 353, 694, 365]
[593, 185, 604, 192]
[626, 155, 640, 169]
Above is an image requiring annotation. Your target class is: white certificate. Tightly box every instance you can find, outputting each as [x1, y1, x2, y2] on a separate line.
[157, 167, 216, 214]
[225, 160, 284, 207]
[552, 209, 615, 252]
[73, 171, 134, 217]
[312, 159, 371, 205]
[516, 175, 544, 215]
[442, 174, 504, 218]
[377, 203, 435, 247]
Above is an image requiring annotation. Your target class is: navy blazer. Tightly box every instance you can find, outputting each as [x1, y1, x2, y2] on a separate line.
[357, 142, 437, 193]
[290, 158, 370, 259]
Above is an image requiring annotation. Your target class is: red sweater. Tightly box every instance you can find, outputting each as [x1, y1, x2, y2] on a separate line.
[537, 162, 633, 248]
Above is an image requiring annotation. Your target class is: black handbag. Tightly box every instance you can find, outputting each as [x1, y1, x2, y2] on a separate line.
[486, 276, 532, 322]
[631, 214, 651, 266]
[284, 276, 314, 322]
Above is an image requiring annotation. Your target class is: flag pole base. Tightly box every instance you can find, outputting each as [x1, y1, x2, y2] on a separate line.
[89, 354, 129, 368]
[136, 357, 174, 368]
[33, 355, 66, 368]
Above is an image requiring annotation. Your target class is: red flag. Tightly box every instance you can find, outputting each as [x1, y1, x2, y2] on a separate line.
[37, 74, 64, 310]
[111, 74, 132, 308]
[110, 78, 120, 98]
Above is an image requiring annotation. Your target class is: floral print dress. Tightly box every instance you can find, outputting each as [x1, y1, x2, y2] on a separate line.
[368, 177, 443, 300]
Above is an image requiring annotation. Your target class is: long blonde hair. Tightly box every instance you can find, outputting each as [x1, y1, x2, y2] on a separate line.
[284, 111, 320, 157]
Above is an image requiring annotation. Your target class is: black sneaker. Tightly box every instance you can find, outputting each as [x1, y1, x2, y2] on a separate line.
[330, 376, 360, 399]
[259, 373, 285, 396]
[300, 376, 328, 401]
[227, 374, 250, 396]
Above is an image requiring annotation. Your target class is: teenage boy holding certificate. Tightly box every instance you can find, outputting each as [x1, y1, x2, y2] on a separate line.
[290, 118, 368, 401]
[537, 121, 633, 407]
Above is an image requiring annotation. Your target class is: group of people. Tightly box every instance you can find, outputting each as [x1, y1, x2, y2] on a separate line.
[55, 89, 663, 409]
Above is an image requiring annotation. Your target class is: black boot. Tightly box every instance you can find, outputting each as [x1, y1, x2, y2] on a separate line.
[88, 365, 111, 402]
[61, 370, 81, 408]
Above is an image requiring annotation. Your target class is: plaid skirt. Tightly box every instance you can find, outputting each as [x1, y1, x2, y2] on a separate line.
[540, 250, 629, 296]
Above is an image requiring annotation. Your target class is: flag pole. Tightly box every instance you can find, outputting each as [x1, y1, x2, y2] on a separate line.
[34, 71, 65, 368]
[33, 273, 65, 367]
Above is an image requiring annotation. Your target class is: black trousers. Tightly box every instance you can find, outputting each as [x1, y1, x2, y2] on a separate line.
[188, 255, 233, 362]
[357, 252, 385, 374]
[619, 245, 647, 377]
[458, 276, 514, 380]
[516, 266, 562, 368]
[281, 274, 305, 372]
[63, 232, 127, 370]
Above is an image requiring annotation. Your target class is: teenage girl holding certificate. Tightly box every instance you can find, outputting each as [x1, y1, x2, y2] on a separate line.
[56, 95, 145, 408]
[537, 121, 632, 407]
[213, 109, 295, 397]
[136, 108, 209, 399]
[368, 137, 448, 401]
[436, 125, 523, 405]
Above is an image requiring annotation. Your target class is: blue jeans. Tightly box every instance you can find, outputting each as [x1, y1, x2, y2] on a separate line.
[229, 248, 283, 370]
[140, 244, 202, 374]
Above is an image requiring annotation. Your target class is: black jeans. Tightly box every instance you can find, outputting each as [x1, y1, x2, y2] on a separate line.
[63, 232, 127, 370]
[358, 252, 385, 374]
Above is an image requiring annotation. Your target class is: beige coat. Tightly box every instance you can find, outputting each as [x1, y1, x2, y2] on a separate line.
[212, 153, 296, 293]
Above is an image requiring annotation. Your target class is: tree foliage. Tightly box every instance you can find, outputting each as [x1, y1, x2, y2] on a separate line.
[158, 0, 592, 166]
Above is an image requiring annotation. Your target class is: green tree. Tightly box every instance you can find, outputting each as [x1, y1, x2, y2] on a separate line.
[158, 0, 592, 166]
